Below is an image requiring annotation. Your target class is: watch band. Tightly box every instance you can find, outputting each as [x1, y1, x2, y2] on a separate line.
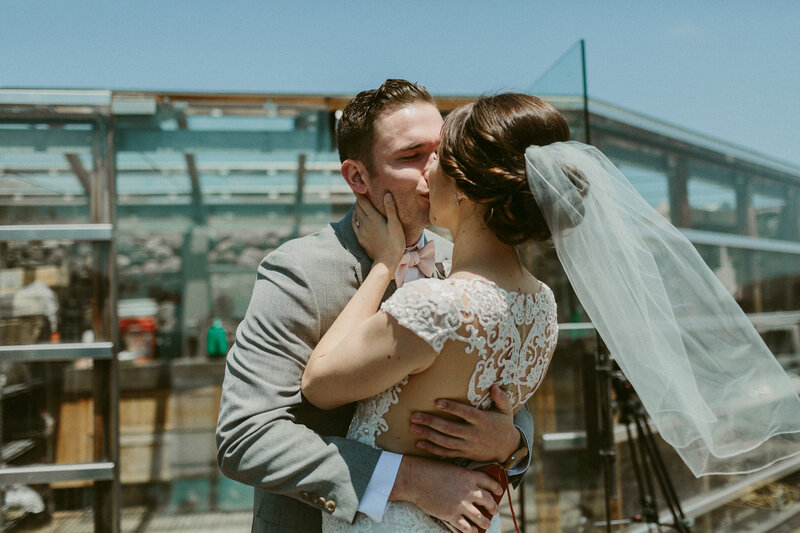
[502, 444, 529, 471]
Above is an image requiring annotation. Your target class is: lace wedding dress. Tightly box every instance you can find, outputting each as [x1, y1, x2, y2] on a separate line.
[322, 277, 558, 533]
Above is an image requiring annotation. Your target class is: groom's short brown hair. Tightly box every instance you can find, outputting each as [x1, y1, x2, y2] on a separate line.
[336, 79, 435, 169]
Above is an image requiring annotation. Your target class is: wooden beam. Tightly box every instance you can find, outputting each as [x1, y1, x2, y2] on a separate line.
[65, 153, 91, 195]
[293, 153, 306, 237]
[177, 115, 205, 225]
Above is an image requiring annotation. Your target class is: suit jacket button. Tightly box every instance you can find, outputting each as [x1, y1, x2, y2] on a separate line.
[325, 500, 336, 513]
[300, 491, 309, 501]
[316, 497, 326, 507]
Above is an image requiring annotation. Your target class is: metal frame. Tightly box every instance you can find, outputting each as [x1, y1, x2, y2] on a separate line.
[0, 342, 113, 361]
[681, 228, 800, 255]
[0, 224, 113, 241]
[0, 113, 120, 532]
[0, 463, 114, 485]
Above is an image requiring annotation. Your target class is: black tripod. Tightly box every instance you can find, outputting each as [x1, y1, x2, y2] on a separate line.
[587, 345, 692, 532]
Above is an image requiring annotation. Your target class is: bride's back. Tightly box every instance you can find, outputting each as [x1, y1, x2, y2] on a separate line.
[371, 276, 558, 457]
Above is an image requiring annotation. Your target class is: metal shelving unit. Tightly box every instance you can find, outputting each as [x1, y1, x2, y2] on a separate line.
[0, 99, 120, 531]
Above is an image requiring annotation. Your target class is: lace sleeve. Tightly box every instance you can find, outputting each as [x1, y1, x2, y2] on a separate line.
[380, 279, 464, 354]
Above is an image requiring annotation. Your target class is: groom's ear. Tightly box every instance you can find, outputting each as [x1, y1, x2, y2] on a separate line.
[341, 159, 369, 195]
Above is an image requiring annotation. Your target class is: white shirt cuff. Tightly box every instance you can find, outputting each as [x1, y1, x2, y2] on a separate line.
[357, 451, 402, 522]
[507, 424, 532, 476]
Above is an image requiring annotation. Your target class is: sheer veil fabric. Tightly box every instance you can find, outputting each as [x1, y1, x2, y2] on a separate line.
[525, 141, 800, 477]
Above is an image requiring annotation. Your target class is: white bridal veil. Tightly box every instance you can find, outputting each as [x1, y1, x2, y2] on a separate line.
[525, 141, 800, 477]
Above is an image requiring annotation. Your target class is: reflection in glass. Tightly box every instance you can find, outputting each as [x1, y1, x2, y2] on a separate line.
[0, 360, 98, 523]
[618, 163, 671, 219]
[688, 177, 737, 232]
[1, 240, 104, 345]
[0, 123, 96, 225]
[753, 188, 788, 240]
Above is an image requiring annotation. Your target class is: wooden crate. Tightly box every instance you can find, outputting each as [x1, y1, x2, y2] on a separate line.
[53, 396, 94, 488]
[55, 384, 222, 485]
[120, 432, 172, 483]
[170, 386, 221, 431]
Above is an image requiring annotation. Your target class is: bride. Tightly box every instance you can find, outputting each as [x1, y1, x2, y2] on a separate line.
[302, 92, 800, 532]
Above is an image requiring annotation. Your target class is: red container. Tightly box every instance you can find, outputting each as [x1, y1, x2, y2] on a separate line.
[119, 316, 157, 361]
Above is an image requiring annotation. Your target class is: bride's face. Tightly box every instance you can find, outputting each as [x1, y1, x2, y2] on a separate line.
[426, 151, 459, 231]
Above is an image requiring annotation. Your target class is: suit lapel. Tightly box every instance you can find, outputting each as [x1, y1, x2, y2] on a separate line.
[331, 206, 372, 287]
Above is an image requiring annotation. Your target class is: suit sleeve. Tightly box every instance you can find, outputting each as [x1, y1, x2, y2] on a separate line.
[216, 248, 380, 522]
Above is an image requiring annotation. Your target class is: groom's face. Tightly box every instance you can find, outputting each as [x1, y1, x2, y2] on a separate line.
[365, 103, 443, 243]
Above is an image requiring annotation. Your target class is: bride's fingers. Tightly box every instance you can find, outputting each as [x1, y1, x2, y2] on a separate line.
[383, 192, 398, 220]
[383, 193, 404, 239]
[354, 197, 370, 223]
[355, 192, 381, 219]
[352, 204, 362, 233]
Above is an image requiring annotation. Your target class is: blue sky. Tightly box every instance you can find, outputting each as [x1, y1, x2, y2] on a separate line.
[3, 1, 799, 166]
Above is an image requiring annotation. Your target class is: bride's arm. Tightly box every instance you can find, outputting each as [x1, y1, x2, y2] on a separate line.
[303, 310, 437, 409]
[302, 192, 436, 409]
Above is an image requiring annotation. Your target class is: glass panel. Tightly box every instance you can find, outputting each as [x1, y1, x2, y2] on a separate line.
[116, 97, 340, 367]
[0, 123, 97, 225]
[0, 236, 109, 519]
[688, 167, 738, 233]
[618, 163, 671, 219]
[691, 244, 800, 375]
[528, 40, 585, 97]
[527, 40, 589, 143]
[0, 239, 110, 345]
[599, 139, 672, 221]
[752, 182, 790, 240]
[0, 360, 102, 525]
[117, 151, 191, 202]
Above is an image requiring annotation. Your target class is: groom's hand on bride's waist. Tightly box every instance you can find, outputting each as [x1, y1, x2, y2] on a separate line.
[390, 455, 501, 533]
[409, 384, 521, 464]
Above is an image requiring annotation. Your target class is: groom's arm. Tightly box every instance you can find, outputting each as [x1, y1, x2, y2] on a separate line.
[216, 248, 382, 523]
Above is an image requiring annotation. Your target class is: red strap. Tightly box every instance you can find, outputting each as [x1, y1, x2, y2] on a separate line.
[472, 463, 521, 533]
[506, 486, 521, 533]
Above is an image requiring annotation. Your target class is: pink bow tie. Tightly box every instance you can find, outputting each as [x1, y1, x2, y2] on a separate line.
[395, 241, 436, 287]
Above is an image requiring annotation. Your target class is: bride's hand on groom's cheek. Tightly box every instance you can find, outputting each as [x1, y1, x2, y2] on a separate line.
[352, 192, 405, 270]
[410, 385, 519, 464]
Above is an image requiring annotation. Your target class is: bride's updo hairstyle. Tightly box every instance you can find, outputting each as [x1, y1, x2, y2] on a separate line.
[438, 93, 571, 244]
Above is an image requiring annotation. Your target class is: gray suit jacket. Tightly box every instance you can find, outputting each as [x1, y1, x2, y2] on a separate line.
[216, 209, 533, 533]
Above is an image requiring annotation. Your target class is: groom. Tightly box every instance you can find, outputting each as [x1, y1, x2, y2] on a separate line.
[216, 79, 533, 533]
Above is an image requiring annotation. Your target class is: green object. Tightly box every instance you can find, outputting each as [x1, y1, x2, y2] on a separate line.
[206, 318, 228, 357]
